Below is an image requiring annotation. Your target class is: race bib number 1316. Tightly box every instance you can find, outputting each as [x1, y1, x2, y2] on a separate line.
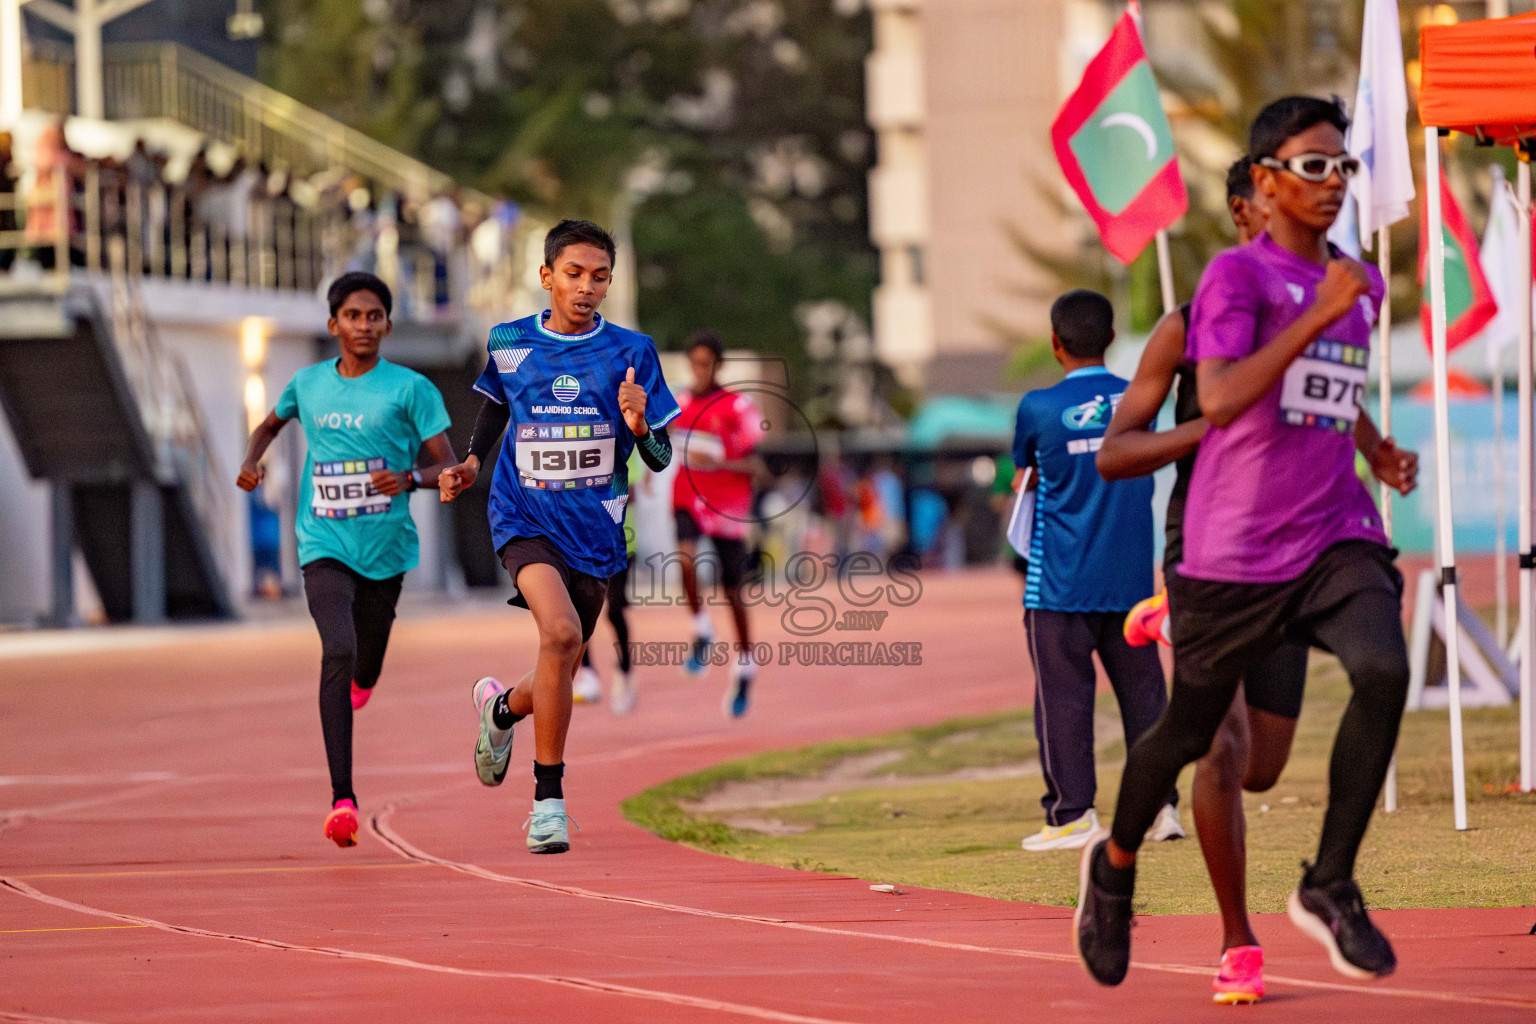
[515, 422, 616, 489]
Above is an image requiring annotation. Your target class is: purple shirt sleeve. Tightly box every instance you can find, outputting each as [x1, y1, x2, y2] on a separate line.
[1188, 250, 1260, 364]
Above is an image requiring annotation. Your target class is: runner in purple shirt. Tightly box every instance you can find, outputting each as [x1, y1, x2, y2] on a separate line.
[1075, 96, 1419, 988]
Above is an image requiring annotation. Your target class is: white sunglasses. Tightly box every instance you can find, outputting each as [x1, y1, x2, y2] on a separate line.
[1259, 153, 1361, 183]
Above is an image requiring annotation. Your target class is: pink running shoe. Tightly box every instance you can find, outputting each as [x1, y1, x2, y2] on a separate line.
[1212, 944, 1264, 1005]
[324, 799, 359, 848]
[351, 680, 371, 711]
[1123, 590, 1170, 648]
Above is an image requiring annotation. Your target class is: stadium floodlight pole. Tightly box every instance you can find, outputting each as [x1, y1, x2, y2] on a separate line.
[1425, 127, 1470, 831]
[21, 0, 158, 120]
[1517, 147, 1533, 792]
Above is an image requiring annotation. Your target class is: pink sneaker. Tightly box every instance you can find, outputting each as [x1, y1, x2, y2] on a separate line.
[351, 680, 371, 710]
[1212, 944, 1264, 1005]
[324, 799, 359, 848]
[1123, 591, 1170, 648]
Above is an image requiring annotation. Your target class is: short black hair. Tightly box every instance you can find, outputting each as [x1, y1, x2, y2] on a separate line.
[1248, 95, 1349, 161]
[685, 329, 723, 359]
[544, 218, 617, 268]
[327, 271, 392, 317]
[1050, 289, 1114, 359]
[1226, 155, 1255, 203]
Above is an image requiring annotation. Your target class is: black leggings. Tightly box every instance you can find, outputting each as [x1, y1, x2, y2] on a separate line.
[302, 559, 404, 805]
[1111, 583, 1407, 885]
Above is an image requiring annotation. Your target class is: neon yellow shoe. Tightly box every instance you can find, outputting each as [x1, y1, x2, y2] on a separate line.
[1021, 809, 1100, 851]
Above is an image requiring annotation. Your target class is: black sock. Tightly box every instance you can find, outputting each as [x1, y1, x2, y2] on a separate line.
[1092, 844, 1135, 895]
[533, 760, 564, 801]
[492, 691, 525, 730]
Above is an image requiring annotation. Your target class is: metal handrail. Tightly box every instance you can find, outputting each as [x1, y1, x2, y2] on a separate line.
[25, 42, 479, 203]
[106, 235, 226, 533]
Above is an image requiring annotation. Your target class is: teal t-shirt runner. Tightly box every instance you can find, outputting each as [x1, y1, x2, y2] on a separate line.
[275, 358, 451, 580]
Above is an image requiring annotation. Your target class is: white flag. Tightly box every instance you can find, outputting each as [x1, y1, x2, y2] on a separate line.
[1328, 162, 1363, 258]
[1479, 166, 1531, 373]
[1347, 0, 1415, 246]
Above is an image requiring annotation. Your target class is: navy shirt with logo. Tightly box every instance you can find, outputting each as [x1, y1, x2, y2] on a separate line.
[1012, 365, 1153, 612]
[473, 311, 680, 579]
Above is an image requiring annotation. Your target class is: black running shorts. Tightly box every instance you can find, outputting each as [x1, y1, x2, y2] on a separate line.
[673, 508, 749, 590]
[1167, 563, 1309, 720]
[1168, 541, 1402, 714]
[499, 535, 610, 643]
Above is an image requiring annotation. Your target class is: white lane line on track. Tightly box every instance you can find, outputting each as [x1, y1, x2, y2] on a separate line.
[0, 877, 864, 1024]
[0, 1010, 109, 1024]
[369, 805, 1536, 1011]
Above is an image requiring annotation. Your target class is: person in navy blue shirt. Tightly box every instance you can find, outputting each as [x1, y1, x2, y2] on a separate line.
[1011, 289, 1179, 852]
[439, 219, 680, 854]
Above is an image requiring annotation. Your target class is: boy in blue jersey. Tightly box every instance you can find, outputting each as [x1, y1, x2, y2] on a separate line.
[439, 220, 679, 854]
[1012, 289, 1179, 853]
[238, 272, 458, 847]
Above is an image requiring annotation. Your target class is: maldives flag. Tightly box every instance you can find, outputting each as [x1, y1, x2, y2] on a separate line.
[1051, 10, 1187, 265]
[1419, 175, 1498, 352]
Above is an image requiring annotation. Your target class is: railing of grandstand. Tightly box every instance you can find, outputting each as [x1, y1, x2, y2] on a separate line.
[106, 235, 227, 534]
[26, 42, 459, 201]
[0, 162, 484, 323]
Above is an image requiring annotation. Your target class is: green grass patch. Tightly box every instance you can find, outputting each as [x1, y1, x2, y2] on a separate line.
[623, 659, 1536, 914]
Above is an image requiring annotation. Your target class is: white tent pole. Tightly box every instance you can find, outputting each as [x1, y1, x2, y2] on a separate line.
[1154, 228, 1176, 315]
[1426, 127, 1470, 831]
[1517, 150, 1534, 792]
[1378, 226, 1400, 813]
[1496, 363, 1508, 646]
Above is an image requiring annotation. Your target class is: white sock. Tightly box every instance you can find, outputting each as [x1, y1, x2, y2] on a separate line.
[735, 648, 757, 679]
[693, 607, 712, 638]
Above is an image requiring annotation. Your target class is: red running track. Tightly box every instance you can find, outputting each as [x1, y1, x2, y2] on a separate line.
[1, 567, 1531, 1023]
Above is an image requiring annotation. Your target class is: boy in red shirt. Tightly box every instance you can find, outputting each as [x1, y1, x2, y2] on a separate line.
[671, 330, 765, 716]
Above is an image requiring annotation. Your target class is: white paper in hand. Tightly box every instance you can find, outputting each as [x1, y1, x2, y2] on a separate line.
[1006, 469, 1036, 559]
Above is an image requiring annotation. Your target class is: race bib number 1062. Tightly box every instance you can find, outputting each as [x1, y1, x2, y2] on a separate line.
[312, 457, 390, 518]
[1279, 339, 1368, 434]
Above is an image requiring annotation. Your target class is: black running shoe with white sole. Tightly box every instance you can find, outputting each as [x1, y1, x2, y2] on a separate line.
[1287, 867, 1396, 979]
[1073, 836, 1134, 986]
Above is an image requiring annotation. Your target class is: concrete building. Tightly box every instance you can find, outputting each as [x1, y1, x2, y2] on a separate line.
[863, 0, 1298, 397]
[867, 0, 1110, 396]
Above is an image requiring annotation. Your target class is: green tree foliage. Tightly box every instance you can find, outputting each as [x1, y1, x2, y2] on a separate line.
[260, 0, 876, 364]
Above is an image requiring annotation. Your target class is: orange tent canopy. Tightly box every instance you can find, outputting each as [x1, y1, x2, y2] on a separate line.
[1419, 13, 1536, 143]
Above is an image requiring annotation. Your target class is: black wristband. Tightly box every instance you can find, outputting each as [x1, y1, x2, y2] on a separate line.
[407, 470, 421, 492]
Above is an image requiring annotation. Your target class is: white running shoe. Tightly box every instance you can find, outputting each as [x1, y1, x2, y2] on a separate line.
[525, 798, 578, 854]
[1145, 803, 1186, 842]
[1022, 808, 1100, 851]
[572, 666, 603, 704]
[610, 670, 636, 716]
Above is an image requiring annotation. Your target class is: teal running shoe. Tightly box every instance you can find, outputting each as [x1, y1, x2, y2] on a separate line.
[473, 676, 513, 787]
[525, 798, 579, 854]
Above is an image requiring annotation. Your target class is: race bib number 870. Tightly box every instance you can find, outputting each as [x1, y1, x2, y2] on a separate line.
[1280, 339, 1368, 434]
[312, 458, 390, 518]
[515, 422, 616, 489]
